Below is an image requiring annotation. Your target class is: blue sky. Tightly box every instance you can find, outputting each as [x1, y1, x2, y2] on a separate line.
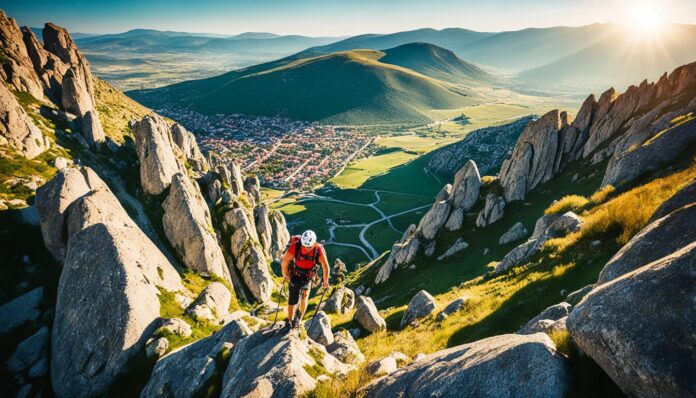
[3, 0, 696, 36]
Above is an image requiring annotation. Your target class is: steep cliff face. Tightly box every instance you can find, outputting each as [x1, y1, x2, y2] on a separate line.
[0, 11, 105, 151]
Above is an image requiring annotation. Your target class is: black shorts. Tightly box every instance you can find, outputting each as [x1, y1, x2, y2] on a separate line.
[288, 275, 312, 305]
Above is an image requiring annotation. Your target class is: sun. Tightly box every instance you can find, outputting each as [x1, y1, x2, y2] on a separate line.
[624, 2, 666, 37]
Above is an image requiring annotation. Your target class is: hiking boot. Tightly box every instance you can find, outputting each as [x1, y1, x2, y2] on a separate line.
[291, 317, 302, 330]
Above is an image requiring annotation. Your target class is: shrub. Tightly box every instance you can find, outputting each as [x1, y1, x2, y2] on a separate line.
[544, 195, 589, 215]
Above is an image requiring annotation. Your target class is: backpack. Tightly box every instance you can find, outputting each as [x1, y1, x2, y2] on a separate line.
[288, 236, 321, 280]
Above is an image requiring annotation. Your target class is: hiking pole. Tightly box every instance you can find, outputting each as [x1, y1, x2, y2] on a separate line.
[272, 280, 286, 328]
[308, 286, 328, 334]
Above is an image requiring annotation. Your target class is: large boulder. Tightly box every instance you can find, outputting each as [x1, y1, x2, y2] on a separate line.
[224, 207, 275, 303]
[140, 319, 252, 398]
[170, 123, 208, 175]
[268, 210, 291, 261]
[568, 241, 696, 398]
[436, 238, 468, 261]
[354, 296, 386, 333]
[244, 175, 262, 205]
[305, 311, 334, 346]
[133, 115, 185, 195]
[220, 326, 354, 397]
[597, 203, 696, 284]
[162, 173, 230, 283]
[35, 166, 109, 261]
[367, 356, 398, 376]
[323, 287, 355, 314]
[187, 282, 232, 322]
[476, 194, 505, 227]
[362, 333, 569, 398]
[376, 225, 420, 284]
[0, 80, 49, 159]
[649, 180, 696, 222]
[400, 290, 437, 328]
[0, 287, 43, 334]
[417, 201, 451, 240]
[45, 170, 183, 397]
[449, 160, 482, 210]
[498, 222, 528, 245]
[326, 330, 365, 365]
[499, 111, 561, 202]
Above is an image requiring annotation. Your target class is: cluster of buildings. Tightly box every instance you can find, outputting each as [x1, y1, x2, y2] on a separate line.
[156, 107, 372, 190]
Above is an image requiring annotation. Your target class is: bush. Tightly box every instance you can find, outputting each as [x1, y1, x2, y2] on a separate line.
[544, 195, 589, 215]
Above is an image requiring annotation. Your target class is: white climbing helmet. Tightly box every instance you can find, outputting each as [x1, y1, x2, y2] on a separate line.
[301, 230, 317, 247]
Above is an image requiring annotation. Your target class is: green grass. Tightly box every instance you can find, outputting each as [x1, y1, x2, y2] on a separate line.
[331, 150, 419, 189]
[374, 191, 433, 215]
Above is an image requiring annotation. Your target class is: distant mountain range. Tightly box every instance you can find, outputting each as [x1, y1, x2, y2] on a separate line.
[129, 43, 493, 124]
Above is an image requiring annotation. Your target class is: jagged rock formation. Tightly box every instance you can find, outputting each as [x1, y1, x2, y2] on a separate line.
[220, 326, 354, 397]
[0, 80, 49, 159]
[476, 194, 505, 227]
[268, 209, 290, 261]
[141, 319, 252, 398]
[499, 111, 563, 202]
[162, 173, 230, 284]
[324, 287, 355, 314]
[170, 123, 209, 176]
[427, 116, 534, 178]
[255, 204, 273, 256]
[362, 333, 569, 398]
[400, 290, 437, 328]
[376, 161, 481, 283]
[0, 12, 107, 149]
[133, 115, 187, 195]
[35, 167, 184, 397]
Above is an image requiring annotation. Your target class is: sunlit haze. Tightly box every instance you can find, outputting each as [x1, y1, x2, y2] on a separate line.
[3, 0, 696, 36]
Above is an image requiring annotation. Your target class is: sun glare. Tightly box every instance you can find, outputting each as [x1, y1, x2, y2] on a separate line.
[625, 2, 666, 37]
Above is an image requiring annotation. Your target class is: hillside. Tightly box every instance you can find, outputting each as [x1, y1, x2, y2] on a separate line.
[380, 42, 494, 84]
[130, 49, 485, 124]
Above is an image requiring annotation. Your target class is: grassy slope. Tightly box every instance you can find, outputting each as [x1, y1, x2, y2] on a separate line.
[94, 78, 151, 143]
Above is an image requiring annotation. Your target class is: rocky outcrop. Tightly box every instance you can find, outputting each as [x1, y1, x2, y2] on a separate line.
[362, 333, 569, 398]
[476, 194, 505, 227]
[568, 241, 696, 398]
[0, 81, 49, 159]
[244, 175, 261, 205]
[495, 212, 582, 274]
[222, 205, 274, 303]
[650, 180, 696, 222]
[375, 224, 419, 284]
[449, 160, 481, 210]
[0, 12, 45, 99]
[133, 115, 186, 195]
[187, 282, 232, 322]
[436, 297, 468, 322]
[326, 330, 365, 365]
[498, 222, 528, 245]
[324, 287, 355, 314]
[400, 290, 436, 328]
[354, 296, 386, 333]
[162, 173, 230, 283]
[141, 319, 252, 398]
[255, 204, 273, 256]
[597, 198, 696, 285]
[564, 284, 594, 306]
[305, 311, 334, 346]
[268, 209, 290, 261]
[35, 167, 184, 397]
[418, 201, 451, 240]
[35, 167, 109, 261]
[437, 238, 468, 261]
[220, 326, 354, 397]
[602, 118, 696, 187]
[499, 111, 562, 202]
[170, 123, 208, 175]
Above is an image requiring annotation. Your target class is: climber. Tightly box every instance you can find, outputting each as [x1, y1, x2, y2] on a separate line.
[280, 230, 330, 330]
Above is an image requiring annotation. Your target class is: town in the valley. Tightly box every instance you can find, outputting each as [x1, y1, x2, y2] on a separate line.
[155, 107, 374, 190]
